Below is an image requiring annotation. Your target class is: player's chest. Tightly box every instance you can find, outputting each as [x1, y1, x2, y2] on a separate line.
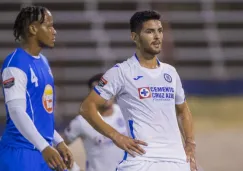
[26, 60, 55, 112]
[27, 60, 54, 89]
[124, 70, 176, 102]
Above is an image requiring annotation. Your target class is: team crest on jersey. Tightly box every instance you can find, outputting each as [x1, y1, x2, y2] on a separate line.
[98, 77, 108, 87]
[42, 84, 53, 114]
[164, 73, 172, 83]
[3, 77, 15, 88]
[138, 87, 152, 99]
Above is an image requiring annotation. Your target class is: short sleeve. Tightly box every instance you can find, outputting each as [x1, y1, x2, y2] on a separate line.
[2, 67, 27, 103]
[64, 115, 84, 142]
[94, 65, 124, 100]
[175, 71, 185, 105]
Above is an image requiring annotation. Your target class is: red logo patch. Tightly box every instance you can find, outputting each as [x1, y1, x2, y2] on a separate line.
[98, 77, 108, 87]
[3, 77, 15, 88]
[138, 87, 151, 99]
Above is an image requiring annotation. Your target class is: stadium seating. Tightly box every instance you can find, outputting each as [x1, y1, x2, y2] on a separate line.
[0, 0, 243, 116]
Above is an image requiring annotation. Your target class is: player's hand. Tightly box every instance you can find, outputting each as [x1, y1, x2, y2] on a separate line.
[56, 141, 74, 169]
[42, 146, 67, 170]
[185, 142, 198, 171]
[111, 132, 147, 157]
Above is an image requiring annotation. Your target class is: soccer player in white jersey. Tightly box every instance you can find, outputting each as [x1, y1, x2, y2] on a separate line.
[63, 73, 127, 171]
[79, 10, 197, 171]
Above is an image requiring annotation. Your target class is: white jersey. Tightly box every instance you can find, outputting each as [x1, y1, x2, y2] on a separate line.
[64, 104, 127, 171]
[95, 55, 187, 163]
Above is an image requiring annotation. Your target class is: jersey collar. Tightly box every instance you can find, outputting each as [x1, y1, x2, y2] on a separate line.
[133, 53, 161, 67]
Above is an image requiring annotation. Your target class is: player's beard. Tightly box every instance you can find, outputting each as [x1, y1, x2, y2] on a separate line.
[139, 39, 161, 59]
[144, 45, 161, 57]
[38, 39, 54, 49]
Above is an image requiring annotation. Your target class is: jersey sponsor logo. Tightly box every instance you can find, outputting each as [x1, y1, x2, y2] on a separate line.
[138, 87, 152, 99]
[133, 76, 143, 80]
[42, 84, 53, 113]
[164, 73, 172, 83]
[138, 86, 175, 101]
[3, 77, 15, 88]
[98, 77, 108, 87]
[150, 86, 175, 101]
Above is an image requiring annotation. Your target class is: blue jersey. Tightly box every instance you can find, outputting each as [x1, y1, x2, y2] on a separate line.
[1, 48, 55, 149]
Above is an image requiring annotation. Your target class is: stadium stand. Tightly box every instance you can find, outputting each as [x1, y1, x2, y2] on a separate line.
[0, 0, 243, 116]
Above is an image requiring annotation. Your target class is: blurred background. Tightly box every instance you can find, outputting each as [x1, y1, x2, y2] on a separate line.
[0, 0, 243, 170]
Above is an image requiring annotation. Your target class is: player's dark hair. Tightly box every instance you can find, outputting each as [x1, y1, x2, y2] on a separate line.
[13, 6, 47, 41]
[130, 10, 161, 33]
[88, 73, 104, 89]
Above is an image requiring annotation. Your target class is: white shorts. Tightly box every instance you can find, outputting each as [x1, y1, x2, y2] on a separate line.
[117, 160, 190, 171]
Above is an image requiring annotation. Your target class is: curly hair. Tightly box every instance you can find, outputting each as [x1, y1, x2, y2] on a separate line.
[13, 6, 46, 41]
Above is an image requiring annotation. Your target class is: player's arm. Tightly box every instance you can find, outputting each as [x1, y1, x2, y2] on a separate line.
[177, 114, 186, 143]
[53, 130, 64, 145]
[53, 130, 74, 169]
[174, 69, 195, 144]
[80, 90, 119, 140]
[80, 90, 146, 156]
[79, 67, 147, 156]
[7, 99, 50, 151]
[176, 102, 197, 170]
[174, 70, 197, 171]
[2, 67, 66, 170]
[176, 102, 195, 145]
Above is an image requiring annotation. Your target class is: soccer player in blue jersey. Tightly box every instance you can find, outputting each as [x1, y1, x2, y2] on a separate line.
[0, 6, 73, 171]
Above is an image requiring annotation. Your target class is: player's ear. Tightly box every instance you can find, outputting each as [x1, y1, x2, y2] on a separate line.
[28, 24, 38, 36]
[131, 32, 138, 43]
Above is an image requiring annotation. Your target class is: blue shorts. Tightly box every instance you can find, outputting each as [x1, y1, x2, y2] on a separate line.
[0, 142, 53, 171]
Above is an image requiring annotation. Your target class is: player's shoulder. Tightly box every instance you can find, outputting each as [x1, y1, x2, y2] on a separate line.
[2, 48, 23, 66]
[2, 48, 31, 72]
[161, 62, 177, 73]
[40, 53, 49, 65]
[161, 62, 176, 71]
[111, 56, 137, 73]
[121, 56, 137, 69]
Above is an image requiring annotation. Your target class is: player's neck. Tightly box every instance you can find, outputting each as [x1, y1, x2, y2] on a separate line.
[135, 50, 158, 69]
[21, 39, 42, 56]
